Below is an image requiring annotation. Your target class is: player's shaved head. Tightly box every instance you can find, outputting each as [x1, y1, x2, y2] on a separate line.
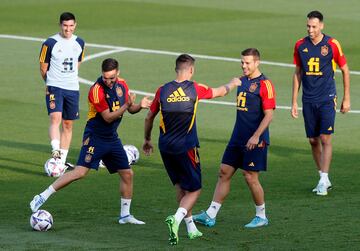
[102, 58, 119, 72]
[241, 48, 260, 61]
[175, 54, 195, 73]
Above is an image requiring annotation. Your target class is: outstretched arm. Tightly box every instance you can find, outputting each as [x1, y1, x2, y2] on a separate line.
[211, 77, 241, 98]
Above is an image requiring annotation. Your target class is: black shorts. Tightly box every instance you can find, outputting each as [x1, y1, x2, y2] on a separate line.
[77, 132, 129, 174]
[46, 86, 79, 120]
[222, 144, 268, 172]
[302, 99, 336, 138]
[160, 148, 201, 192]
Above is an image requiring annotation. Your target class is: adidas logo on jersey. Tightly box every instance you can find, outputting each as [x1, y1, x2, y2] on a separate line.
[302, 48, 308, 52]
[167, 87, 190, 102]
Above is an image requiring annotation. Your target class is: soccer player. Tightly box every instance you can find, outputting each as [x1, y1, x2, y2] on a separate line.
[291, 10, 351, 196]
[143, 54, 240, 245]
[193, 48, 276, 229]
[30, 58, 152, 225]
[39, 12, 85, 168]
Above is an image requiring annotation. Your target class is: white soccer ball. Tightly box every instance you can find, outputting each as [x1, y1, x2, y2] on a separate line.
[44, 158, 66, 177]
[30, 210, 53, 231]
[123, 145, 140, 165]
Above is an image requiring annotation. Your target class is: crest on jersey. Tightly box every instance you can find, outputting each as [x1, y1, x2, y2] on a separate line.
[249, 83, 258, 93]
[116, 86, 123, 97]
[321, 45, 329, 56]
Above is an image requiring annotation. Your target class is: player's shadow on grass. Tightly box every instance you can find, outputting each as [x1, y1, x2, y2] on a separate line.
[270, 144, 310, 157]
[0, 156, 39, 166]
[0, 139, 48, 153]
[0, 139, 49, 177]
[0, 162, 45, 177]
[199, 137, 228, 144]
[271, 144, 359, 162]
[138, 159, 165, 169]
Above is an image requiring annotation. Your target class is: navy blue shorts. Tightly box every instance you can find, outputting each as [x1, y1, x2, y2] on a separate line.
[160, 148, 201, 192]
[46, 86, 80, 120]
[222, 144, 268, 172]
[77, 132, 130, 174]
[302, 99, 336, 138]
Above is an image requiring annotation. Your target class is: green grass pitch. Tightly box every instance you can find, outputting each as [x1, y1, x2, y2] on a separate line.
[0, 0, 360, 250]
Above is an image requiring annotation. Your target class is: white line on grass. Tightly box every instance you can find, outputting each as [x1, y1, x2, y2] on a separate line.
[79, 77, 360, 113]
[2, 34, 359, 113]
[83, 49, 128, 62]
[1, 34, 360, 75]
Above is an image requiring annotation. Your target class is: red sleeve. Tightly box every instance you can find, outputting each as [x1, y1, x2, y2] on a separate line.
[328, 38, 347, 67]
[293, 38, 304, 67]
[193, 81, 213, 99]
[88, 83, 108, 112]
[260, 80, 276, 110]
[150, 87, 161, 113]
[117, 78, 129, 103]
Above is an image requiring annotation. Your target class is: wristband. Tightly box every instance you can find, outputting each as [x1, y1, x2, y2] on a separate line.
[225, 84, 230, 93]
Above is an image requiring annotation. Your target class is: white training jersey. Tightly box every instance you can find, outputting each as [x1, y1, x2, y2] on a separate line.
[39, 33, 85, 91]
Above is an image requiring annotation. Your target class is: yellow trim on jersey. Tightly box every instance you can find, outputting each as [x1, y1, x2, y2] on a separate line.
[331, 39, 344, 56]
[188, 96, 199, 133]
[159, 103, 166, 133]
[87, 101, 97, 120]
[332, 59, 337, 74]
[39, 45, 48, 63]
[264, 80, 274, 99]
[80, 47, 85, 62]
[93, 84, 100, 104]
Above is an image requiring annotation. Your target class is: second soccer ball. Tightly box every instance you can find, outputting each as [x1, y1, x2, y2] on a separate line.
[123, 145, 140, 165]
